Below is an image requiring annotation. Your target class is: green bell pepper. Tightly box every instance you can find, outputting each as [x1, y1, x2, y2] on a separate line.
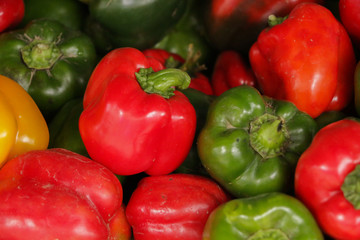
[20, 0, 88, 30]
[203, 192, 324, 240]
[83, 0, 188, 54]
[154, 0, 216, 70]
[48, 98, 88, 157]
[197, 86, 317, 197]
[0, 18, 97, 118]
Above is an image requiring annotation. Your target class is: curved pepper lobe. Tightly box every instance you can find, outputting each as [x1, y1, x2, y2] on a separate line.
[80, 47, 196, 176]
[249, 2, 356, 118]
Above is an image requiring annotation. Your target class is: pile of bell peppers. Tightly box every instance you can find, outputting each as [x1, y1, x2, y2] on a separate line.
[1, 0, 360, 239]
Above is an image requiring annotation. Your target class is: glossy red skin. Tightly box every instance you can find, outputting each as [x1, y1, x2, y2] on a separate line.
[295, 119, 360, 240]
[249, 3, 356, 118]
[143, 48, 214, 95]
[211, 50, 256, 96]
[0, 148, 130, 240]
[189, 72, 214, 95]
[339, 0, 360, 49]
[0, 0, 24, 32]
[204, 0, 323, 53]
[210, 0, 321, 20]
[142, 48, 185, 65]
[80, 47, 196, 176]
[126, 173, 230, 240]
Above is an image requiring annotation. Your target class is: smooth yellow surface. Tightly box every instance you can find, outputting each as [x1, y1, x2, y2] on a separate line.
[0, 75, 49, 167]
[0, 95, 17, 166]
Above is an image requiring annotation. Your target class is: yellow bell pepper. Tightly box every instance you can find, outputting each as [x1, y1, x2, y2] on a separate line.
[0, 75, 49, 166]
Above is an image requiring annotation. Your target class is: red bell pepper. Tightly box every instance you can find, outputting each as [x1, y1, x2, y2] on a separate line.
[0, 0, 24, 32]
[249, 2, 356, 118]
[142, 48, 185, 68]
[188, 72, 214, 95]
[0, 148, 131, 240]
[295, 119, 360, 240]
[339, 0, 360, 50]
[79, 47, 196, 176]
[211, 50, 257, 96]
[125, 173, 230, 240]
[202, 0, 323, 54]
[143, 48, 214, 95]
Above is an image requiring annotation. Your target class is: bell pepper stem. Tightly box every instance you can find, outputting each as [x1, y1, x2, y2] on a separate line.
[179, 43, 206, 74]
[249, 113, 289, 159]
[21, 39, 62, 70]
[268, 15, 288, 27]
[341, 165, 360, 209]
[136, 67, 191, 98]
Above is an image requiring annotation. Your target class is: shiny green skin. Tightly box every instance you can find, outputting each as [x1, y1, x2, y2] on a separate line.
[174, 88, 214, 176]
[154, 0, 216, 69]
[203, 192, 324, 240]
[197, 86, 317, 197]
[20, 0, 88, 30]
[48, 98, 89, 157]
[154, 30, 215, 70]
[85, 0, 188, 53]
[0, 19, 97, 118]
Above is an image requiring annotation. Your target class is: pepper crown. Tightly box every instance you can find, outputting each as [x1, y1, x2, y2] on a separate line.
[249, 113, 289, 159]
[136, 67, 191, 98]
[341, 164, 360, 209]
[268, 15, 288, 27]
[21, 39, 62, 70]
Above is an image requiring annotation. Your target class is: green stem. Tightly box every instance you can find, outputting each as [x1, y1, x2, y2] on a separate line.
[268, 15, 288, 27]
[21, 39, 62, 70]
[341, 165, 360, 209]
[135, 67, 191, 98]
[249, 113, 289, 159]
[248, 229, 289, 240]
[179, 43, 206, 74]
